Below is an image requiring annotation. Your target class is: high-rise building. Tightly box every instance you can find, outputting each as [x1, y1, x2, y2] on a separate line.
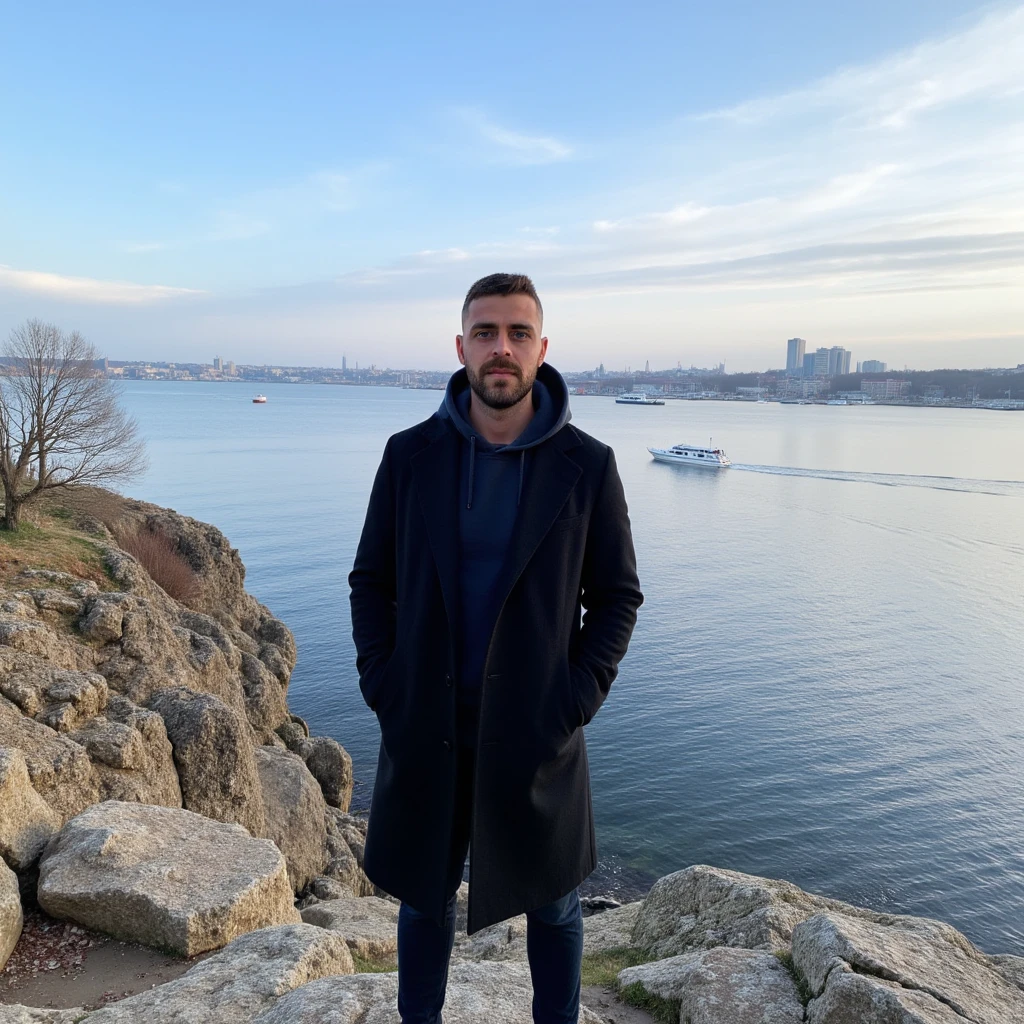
[810, 348, 831, 375]
[342, 355, 347, 373]
[803, 352, 817, 376]
[786, 338, 806, 373]
[226, 361, 236, 376]
[828, 346, 851, 375]
[860, 359, 886, 373]
[213, 356, 222, 372]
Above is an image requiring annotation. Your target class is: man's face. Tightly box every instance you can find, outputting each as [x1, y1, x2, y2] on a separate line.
[456, 293, 548, 410]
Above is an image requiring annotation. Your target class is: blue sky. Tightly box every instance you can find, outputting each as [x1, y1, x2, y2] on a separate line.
[1, 1, 1022, 370]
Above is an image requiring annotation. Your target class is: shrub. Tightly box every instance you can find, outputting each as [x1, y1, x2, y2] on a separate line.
[112, 524, 200, 604]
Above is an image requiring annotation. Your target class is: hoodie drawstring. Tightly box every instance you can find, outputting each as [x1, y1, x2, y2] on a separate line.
[517, 451, 525, 507]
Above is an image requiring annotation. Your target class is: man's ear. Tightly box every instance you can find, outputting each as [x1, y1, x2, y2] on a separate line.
[455, 334, 466, 366]
[538, 336, 549, 365]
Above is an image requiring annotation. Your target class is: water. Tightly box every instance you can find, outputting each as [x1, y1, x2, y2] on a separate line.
[118, 381, 1024, 953]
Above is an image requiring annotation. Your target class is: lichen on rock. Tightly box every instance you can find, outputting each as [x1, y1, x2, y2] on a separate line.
[37, 801, 300, 957]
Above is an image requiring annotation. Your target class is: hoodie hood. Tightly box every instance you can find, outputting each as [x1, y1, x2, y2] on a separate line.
[439, 362, 572, 509]
[438, 362, 571, 451]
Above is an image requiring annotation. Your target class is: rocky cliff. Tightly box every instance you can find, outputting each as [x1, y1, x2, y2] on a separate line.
[0, 492, 369, 905]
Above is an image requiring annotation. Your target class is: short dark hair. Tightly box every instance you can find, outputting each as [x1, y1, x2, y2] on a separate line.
[461, 273, 543, 326]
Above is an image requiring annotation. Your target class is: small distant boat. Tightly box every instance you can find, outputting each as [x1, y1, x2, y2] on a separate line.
[616, 392, 665, 406]
[648, 441, 731, 468]
[252, 394, 268, 404]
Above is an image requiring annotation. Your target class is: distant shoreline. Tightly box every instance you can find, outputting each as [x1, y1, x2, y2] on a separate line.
[116, 377, 1024, 410]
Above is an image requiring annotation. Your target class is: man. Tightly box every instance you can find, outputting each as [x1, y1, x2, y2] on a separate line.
[349, 273, 642, 1023]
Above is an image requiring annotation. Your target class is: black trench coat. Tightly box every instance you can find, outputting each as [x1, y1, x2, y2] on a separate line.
[349, 411, 642, 934]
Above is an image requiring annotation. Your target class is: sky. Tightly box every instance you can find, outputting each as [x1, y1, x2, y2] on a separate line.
[1, 1, 1022, 372]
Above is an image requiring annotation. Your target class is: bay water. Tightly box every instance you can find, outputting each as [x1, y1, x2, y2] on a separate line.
[118, 379, 1024, 953]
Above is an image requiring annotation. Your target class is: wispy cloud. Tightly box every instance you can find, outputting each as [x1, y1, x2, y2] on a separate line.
[700, 5, 1024, 130]
[798, 164, 901, 213]
[207, 165, 382, 242]
[0, 265, 204, 305]
[455, 108, 573, 165]
[550, 7, 1024, 315]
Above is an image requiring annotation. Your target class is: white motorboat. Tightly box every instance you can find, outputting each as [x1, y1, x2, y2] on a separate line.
[616, 392, 665, 406]
[648, 442, 731, 468]
[252, 394, 268, 404]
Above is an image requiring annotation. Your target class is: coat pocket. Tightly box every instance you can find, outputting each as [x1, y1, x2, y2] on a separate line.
[536, 660, 582, 759]
[364, 653, 398, 714]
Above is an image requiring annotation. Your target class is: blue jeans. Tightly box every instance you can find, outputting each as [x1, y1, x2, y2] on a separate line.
[397, 889, 583, 1024]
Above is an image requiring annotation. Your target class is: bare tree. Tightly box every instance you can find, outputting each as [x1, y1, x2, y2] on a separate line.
[0, 319, 147, 530]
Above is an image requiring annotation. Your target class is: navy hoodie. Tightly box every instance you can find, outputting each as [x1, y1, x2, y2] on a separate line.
[438, 363, 572, 746]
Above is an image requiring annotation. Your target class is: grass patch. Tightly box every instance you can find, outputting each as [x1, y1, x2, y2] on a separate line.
[581, 946, 680, 1023]
[351, 950, 397, 973]
[617, 981, 680, 1023]
[775, 949, 813, 1006]
[0, 515, 115, 590]
[0, 521, 46, 545]
[580, 946, 650, 988]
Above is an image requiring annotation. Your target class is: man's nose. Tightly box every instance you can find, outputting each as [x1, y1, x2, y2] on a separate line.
[492, 331, 514, 354]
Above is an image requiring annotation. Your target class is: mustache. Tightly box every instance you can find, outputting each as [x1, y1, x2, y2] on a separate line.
[480, 358, 522, 378]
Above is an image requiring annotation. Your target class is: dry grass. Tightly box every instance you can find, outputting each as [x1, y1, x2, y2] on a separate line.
[38, 485, 128, 531]
[351, 951, 398, 973]
[110, 524, 200, 604]
[0, 518, 114, 590]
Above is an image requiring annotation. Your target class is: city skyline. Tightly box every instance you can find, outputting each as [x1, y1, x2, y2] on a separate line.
[90, 348, 1020, 377]
[1, 3, 1022, 371]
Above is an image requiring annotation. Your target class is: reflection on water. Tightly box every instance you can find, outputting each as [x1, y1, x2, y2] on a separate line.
[121, 383, 1024, 953]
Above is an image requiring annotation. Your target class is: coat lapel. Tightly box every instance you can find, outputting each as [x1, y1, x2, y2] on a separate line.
[494, 429, 582, 611]
[410, 421, 461, 630]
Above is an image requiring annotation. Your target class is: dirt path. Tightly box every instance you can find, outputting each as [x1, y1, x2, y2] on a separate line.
[1, 910, 198, 1011]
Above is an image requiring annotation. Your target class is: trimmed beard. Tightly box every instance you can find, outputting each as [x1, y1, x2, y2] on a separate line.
[466, 360, 537, 410]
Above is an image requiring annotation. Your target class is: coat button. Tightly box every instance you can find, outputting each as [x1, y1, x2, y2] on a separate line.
[443, 739, 453, 752]
[445, 674, 453, 688]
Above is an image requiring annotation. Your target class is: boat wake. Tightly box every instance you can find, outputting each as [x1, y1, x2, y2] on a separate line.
[729, 464, 1024, 497]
